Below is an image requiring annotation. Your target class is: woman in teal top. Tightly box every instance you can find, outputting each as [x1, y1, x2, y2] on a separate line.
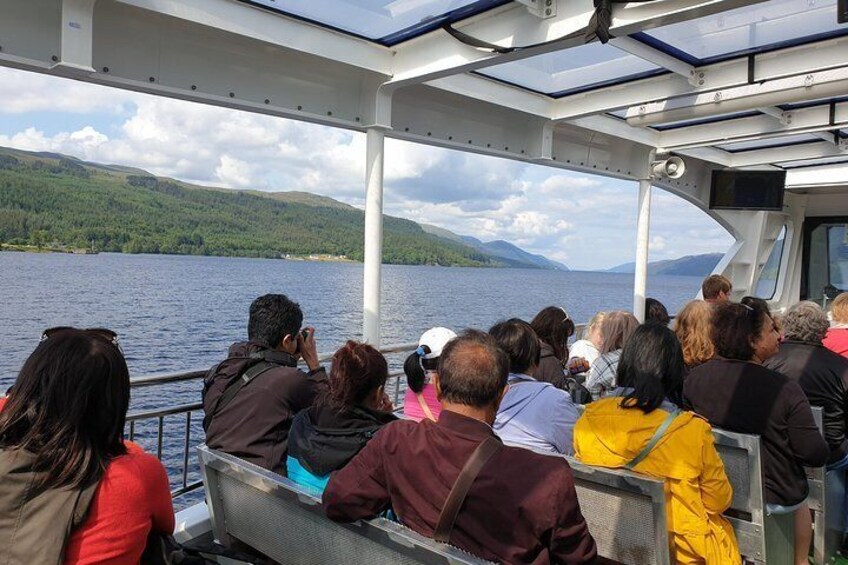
[287, 340, 396, 493]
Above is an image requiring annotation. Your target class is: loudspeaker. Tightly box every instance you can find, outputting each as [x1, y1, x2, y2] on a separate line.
[651, 156, 686, 179]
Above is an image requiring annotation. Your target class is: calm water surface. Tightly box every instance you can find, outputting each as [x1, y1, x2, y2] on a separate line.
[0, 252, 703, 503]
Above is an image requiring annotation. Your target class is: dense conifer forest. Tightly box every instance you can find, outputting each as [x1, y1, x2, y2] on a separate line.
[0, 149, 498, 267]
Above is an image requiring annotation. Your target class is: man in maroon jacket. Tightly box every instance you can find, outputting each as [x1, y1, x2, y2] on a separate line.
[323, 330, 597, 564]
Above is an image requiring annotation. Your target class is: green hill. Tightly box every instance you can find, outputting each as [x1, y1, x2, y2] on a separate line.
[0, 148, 498, 266]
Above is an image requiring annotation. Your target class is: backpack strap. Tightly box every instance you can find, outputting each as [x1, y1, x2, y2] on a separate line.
[433, 436, 503, 543]
[625, 409, 681, 470]
[202, 357, 276, 431]
[416, 393, 436, 422]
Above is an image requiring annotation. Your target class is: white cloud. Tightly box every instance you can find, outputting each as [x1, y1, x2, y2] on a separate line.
[0, 67, 735, 270]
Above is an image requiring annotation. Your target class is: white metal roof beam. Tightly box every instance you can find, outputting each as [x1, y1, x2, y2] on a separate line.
[425, 74, 553, 118]
[658, 102, 848, 151]
[609, 36, 694, 80]
[731, 141, 848, 168]
[626, 66, 848, 127]
[386, 0, 764, 89]
[114, 0, 393, 75]
[552, 35, 848, 121]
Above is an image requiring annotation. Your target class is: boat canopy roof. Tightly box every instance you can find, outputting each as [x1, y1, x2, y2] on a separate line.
[3, 0, 848, 200]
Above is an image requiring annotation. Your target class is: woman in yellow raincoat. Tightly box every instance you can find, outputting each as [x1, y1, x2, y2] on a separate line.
[574, 323, 740, 564]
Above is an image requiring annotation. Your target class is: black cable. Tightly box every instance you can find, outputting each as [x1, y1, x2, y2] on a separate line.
[442, 0, 659, 54]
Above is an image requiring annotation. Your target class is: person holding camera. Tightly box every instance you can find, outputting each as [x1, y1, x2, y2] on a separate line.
[202, 294, 327, 475]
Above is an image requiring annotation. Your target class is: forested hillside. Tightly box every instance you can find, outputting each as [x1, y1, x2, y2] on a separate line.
[0, 149, 496, 266]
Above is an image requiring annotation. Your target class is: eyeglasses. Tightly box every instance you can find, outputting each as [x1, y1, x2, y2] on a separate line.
[41, 327, 123, 354]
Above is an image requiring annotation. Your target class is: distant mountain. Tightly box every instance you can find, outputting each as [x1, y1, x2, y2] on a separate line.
[0, 146, 567, 270]
[606, 253, 723, 276]
[460, 236, 570, 271]
[419, 224, 569, 270]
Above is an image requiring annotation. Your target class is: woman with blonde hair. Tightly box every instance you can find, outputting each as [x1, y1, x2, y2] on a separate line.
[824, 292, 848, 358]
[674, 300, 715, 370]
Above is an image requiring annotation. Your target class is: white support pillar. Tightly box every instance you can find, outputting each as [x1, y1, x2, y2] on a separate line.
[633, 179, 652, 322]
[363, 127, 386, 346]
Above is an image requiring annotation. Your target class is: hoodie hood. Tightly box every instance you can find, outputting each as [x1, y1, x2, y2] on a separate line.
[576, 397, 698, 480]
[288, 400, 396, 476]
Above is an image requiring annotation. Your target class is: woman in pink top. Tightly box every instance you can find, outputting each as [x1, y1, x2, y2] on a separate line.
[402, 327, 457, 422]
[824, 293, 848, 358]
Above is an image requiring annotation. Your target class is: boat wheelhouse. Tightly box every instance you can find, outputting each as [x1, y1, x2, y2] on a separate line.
[2, 0, 848, 563]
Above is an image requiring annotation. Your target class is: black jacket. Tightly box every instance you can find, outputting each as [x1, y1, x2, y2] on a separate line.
[288, 400, 397, 476]
[202, 342, 328, 475]
[534, 342, 567, 389]
[684, 358, 829, 505]
[765, 341, 848, 465]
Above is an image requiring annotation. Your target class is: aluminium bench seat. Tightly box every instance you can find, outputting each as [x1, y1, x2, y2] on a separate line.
[198, 444, 671, 564]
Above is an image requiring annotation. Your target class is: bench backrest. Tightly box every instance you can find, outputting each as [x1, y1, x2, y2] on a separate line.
[198, 445, 492, 565]
[712, 428, 797, 565]
[565, 457, 671, 565]
[198, 445, 671, 565]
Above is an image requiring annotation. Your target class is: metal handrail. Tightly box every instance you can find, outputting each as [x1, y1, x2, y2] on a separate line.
[126, 341, 418, 501]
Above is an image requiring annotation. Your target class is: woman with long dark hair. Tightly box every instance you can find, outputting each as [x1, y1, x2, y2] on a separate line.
[0, 328, 174, 565]
[529, 306, 574, 389]
[575, 324, 740, 564]
[287, 341, 396, 492]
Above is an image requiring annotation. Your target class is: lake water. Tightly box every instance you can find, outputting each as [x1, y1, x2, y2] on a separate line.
[0, 252, 704, 382]
[0, 251, 703, 504]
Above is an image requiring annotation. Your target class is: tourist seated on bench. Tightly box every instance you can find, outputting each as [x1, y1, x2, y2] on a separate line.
[824, 292, 848, 358]
[323, 330, 598, 564]
[402, 327, 456, 422]
[765, 302, 848, 469]
[0, 328, 174, 565]
[585, 311, 638, 401]
[202, 294, 328, 475]
[685, 302, 829, 565]
[490, 318, 579, 454]
[529, 306, 573, 389]
[674, 300, 714, 372]
[287, 341, 396, 493]
[574, 323, 740, 564]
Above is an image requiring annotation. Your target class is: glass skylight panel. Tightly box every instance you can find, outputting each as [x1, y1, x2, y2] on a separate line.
[641, 0, 845, 63]
[478, 43, 661, 96]
[718, 134, 822, 152]
[242, 0, 500, 42]
[782, 155, 848, 168]
[651, 111, 762, 131]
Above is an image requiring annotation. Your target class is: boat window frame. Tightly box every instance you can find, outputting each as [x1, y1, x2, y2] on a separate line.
[755, 223, 788, 301]
[801, 215, 848, 301]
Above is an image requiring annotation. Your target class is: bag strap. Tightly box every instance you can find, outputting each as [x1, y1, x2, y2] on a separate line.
[202, 358, 276, 430]
[416, 393, 436, 422]
[625, 409, 681, 470]
[433, 436, 502, 543]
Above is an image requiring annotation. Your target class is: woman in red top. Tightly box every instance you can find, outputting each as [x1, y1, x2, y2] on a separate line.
[824, 293, 848, 358]
[0, 328, 174, 565]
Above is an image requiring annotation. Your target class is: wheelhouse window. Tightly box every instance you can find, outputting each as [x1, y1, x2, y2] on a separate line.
[804, 218, 848, 306]
[755, 225, 786, 300]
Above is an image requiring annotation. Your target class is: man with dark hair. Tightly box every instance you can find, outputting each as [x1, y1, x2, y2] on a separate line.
[702, 274, 732, 303]
[203, 294, 327, 474]
[324, 330, 597, 564]
[489, 318, 580, 454]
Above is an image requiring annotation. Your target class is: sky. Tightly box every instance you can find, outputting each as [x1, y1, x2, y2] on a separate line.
[0, 67, 734, 271]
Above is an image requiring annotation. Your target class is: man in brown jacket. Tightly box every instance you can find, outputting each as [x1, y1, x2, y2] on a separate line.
[203, 294, 327, 475]
[323, 330, 597, 564]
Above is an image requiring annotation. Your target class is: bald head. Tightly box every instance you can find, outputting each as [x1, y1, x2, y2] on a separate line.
[437, 330, 509, 409]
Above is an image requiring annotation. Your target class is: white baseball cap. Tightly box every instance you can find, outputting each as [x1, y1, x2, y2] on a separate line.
[417, 327, 457, 360]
